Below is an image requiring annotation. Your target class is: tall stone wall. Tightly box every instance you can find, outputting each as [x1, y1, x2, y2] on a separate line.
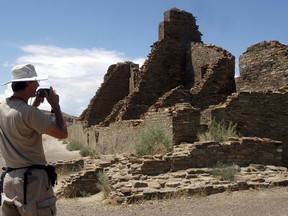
[148, 86, 193, 111]
[79, 62, 137, 126]
[100, 8, 203, 122]
[158, 8, 202, 43]
[207, 91, 288, 164]
[189, 43, 236, 110]
[236, 40, 288, 91]
[67, 7, 288, 167]
[189, 43, 234, 84]
[148, 43, 236, 112]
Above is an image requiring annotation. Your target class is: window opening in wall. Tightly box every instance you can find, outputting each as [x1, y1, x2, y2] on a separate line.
[201, 65, 208, 78]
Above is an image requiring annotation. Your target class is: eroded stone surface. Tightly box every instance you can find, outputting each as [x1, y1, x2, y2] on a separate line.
[55, 138, 287, 204]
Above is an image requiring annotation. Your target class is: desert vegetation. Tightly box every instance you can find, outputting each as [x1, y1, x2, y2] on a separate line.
[210, 162, 240, 181]
[134, 124, 173, 157]
[197, 118, 238, 142]
[66, 140, 99, 158]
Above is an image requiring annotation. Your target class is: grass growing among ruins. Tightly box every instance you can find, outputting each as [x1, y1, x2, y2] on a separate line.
[66, 140, 99, 158]
[80, 147, 99, 158]
[197, 119, 238, 142]
[96, 171, 112, 199]
[66, 140, 83, 151]
[210, 162, 240, 181]
[134, 124, 173, 157]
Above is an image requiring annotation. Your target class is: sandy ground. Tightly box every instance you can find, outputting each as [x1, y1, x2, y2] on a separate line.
[0, 135, 80, 168]
[56, 187, 288, 216]
[42, 135, 81, 163]
[1, 136, 288, 215]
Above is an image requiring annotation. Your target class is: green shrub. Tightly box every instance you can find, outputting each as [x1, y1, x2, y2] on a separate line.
[80, 147, 99, 158]
[134, 125, 173, 157]
[210, 162, 240, 181]
[79, 190, 91, 197]
[96, 171, 112, 199]
[197, 119, 238, 142]
[66, 140, 83, 151]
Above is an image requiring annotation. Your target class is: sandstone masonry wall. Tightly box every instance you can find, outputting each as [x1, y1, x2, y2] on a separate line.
[144, 103, 200, 144]
[236, 40, 288, 91]
[147, 43, 235, 113]
[69, 103, 200, 154]
[208, 91, 288, 164]
[62, 8, 288, 202]
[57, 137, 283, 202]
[158, 8, 202, 44]
[79, 62, 137, 126]
[189, 44, 236, 110]
[68, 120, 143, 154]
[68, 8, 288, 166]
[139, 137, 282, 175]
[97, 8, 203, 122]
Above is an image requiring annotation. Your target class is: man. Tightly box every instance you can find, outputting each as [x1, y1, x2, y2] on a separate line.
[0, 64, 68, 215]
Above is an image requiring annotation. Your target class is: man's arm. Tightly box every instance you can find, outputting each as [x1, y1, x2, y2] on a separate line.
[43, 87, 68, 139]
[44, 104, 68, 139]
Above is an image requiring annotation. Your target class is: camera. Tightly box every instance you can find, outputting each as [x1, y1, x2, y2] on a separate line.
[37, 88, 50, 97]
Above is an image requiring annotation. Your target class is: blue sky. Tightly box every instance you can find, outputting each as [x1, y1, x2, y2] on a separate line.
[1, 0, 287, 116]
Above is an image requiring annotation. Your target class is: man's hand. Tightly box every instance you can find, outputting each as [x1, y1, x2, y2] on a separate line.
[32, 94, 44, 107]
[45, 87, 60, 108]
[44, 86, 67, 139]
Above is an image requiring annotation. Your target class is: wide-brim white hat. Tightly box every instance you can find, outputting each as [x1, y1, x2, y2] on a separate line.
[2, 64, 48, 85]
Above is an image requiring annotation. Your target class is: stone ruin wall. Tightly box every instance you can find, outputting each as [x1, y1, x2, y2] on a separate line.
[79, 62, 137, 126]
[148, 43, 236, 112]
[68, 103, 200, 154]
[205, 90, 288, 164]
[144, 103, 201, 144]
[189, 43, 236, 109]
[159, 7, 202, 46]
[113, 8, 203, 121]
[56, 137, 283, 200]
[68, 8, 288, 165]
[140, 138, 282, 175]
[68, 120, 143, 155]
[236, 40, 288, 91]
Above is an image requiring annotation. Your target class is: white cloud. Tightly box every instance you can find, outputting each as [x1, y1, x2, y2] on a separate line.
[1, 45, 145, 116]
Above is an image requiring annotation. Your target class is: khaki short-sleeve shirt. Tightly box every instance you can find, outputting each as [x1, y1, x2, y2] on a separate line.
[0, 98, 53, 168]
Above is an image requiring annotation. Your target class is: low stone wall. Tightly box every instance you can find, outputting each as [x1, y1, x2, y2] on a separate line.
[68, 103, 202, 155]
[56, 137, 282, 201]
[68, 120, 143, 154]
[144, 103, 200, 144]
[57, 167, 103, 198]
[209, 91, 288, 165]
[137, 137, 282, 175]
[52, 158, 85, 172]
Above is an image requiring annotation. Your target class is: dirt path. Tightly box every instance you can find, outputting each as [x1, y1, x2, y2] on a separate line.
[56, 187, 288, 216]
[42, 135, 80, 163]
[0, 135, 80, 168]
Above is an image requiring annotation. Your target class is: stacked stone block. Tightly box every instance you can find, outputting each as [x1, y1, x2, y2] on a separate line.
[56, 137, 284, 203]
[236, 40, 288, 92]
[209, 91, 288, 164]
